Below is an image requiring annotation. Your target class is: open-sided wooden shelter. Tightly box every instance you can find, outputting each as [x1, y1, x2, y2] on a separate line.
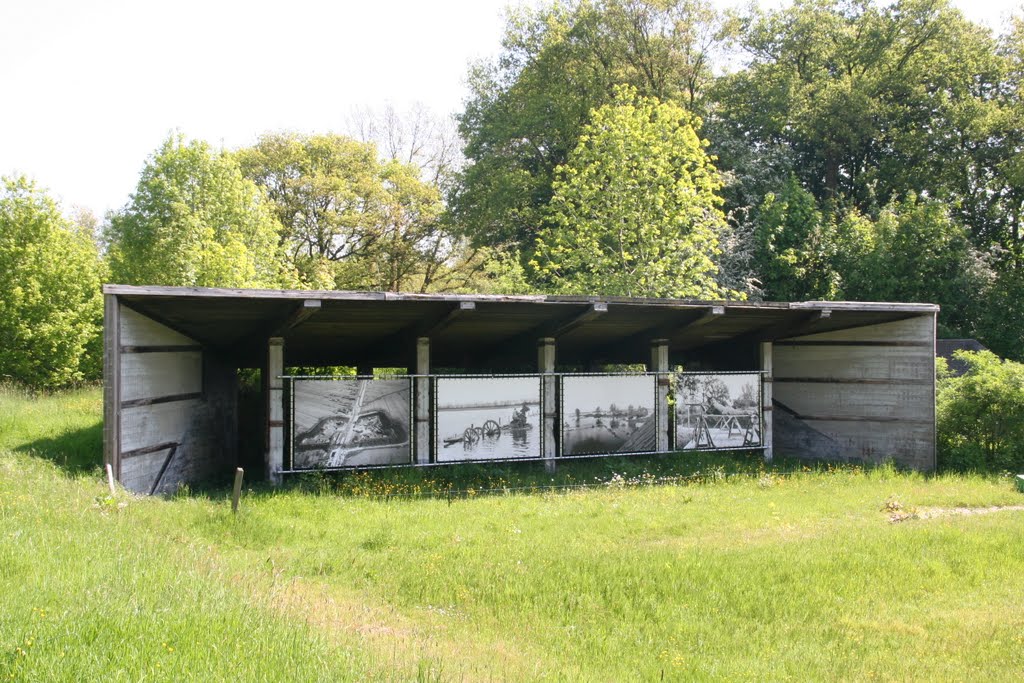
[102, 285, 938, 494]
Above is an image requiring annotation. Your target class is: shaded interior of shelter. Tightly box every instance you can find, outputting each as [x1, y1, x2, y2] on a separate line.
[104, 286, 939, 493]
[114, 290, 926, 370]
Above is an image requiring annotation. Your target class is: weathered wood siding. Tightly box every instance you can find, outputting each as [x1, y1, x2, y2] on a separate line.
[772, 315, 936, 470]
[116, 305, 237, 494]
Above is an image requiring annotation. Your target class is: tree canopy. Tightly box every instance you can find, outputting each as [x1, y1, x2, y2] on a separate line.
[10, 0, 1024, 390]
[533, 86, 729, 298]
[452, 0, 732, 253]
[0, 176, 104, 387]
[235, 132, 452, 292]
[105, 134, 291, 289]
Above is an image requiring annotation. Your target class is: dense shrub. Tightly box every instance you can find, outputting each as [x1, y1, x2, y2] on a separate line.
[937, 350, 1024, 472]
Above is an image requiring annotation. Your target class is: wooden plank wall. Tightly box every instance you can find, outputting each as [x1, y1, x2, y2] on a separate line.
[772, 315, 936, 470]
[116, 305, 237, 494]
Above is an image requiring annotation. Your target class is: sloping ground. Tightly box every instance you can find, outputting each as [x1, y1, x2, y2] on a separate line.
[2, 386, 1024, 681]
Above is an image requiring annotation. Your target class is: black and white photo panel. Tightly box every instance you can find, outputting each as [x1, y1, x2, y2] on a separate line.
[673, 373, 761, 450]
[435, 377, 542, 462]
[291, 379, 412, 469]
[561, 375, 657, 455]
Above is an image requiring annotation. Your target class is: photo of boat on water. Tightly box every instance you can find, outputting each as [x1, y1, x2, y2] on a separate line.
[291, 378, 411, 468]
[561, 375, 656, 455]
[435, 377, 541, 462]
[673, 373, 761, 450]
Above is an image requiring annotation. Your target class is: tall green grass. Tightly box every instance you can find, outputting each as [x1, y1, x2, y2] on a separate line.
[2, 385, 1023, 680]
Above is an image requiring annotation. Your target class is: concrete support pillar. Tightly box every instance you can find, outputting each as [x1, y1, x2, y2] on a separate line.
[651, 339, 670, 452]
[538, 337, 557, 473]
[760, 341, 773, 463]
[266, 337, 285, 485]
[414, 337, 431, 464]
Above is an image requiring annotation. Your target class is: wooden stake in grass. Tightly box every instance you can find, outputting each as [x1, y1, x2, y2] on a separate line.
[232, 467, 244, 513]
[105, 463, 116, 496]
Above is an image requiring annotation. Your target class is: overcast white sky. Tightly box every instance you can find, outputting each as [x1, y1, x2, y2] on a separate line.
[0, 0, 1019, 220]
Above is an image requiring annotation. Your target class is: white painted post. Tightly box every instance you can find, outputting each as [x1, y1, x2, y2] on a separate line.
[415, 337, 431, 464]
[266, 337, 285, 485]
[232, 467, 244, 513]
[105, 463, 116, 496]
[761, 341, 773, 463]
[651, 339, 670, 452]
[538, 337, 557, 474]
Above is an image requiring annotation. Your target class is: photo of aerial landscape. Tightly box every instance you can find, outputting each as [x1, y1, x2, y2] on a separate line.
[435, 377, 541, 462]
[561, 375, 656, 455]
[673, 373, 761, 450]
[291, 378, 411, 468]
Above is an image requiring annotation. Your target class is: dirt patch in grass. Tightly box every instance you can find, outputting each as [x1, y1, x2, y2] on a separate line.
[889, 505, 1024, 523]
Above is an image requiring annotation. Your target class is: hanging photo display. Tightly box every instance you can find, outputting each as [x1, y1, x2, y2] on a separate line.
[291, 378, 412, 469]
[673, 373, 761, 450]
[435, 377, 542, 462]
[561, 375, 657, 456]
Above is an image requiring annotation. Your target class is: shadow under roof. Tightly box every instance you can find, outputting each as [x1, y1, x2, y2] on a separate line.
[104, 285, 938, 368]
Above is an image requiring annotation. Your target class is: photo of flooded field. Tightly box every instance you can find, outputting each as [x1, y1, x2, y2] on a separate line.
[561, 375, 656, 455]
[435, 377, 541, 462]
[291, 378, 411, 468]
[673, 373, 761, 450]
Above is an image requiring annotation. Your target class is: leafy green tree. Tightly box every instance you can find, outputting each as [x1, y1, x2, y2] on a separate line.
[452, 0, 732, 254]
[0, 176, 104, 387]
[846, 195, 987, 336]
[532, 86, 730, 298]
[235, 132, 451, 292]
[716, 0, 1003, 214]
[106, 134, 290, 288]
[753, 176, 843, 301]
[972, 260, 1024, 360]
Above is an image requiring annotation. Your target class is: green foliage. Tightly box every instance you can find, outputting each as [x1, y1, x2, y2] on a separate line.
[235, 132, 452, 292]
[845, 195, 987, 334]
[937, 350, 1024, 472]
[452, 0, 732, 254]
[753, 176, 843, 300]
[105, 133, 292, 288]
[754, 182, 987, 327]
[977, 263, 1024, 360]
[711, 0, 1023, 326]
[716, 0, 1003, 211]
[0, 176, 103, 388]
[533, 86, 731, 298]
[447, 246, 535, 295]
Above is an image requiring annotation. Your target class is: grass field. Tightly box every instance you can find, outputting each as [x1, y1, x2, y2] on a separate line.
[2, 385, 1023, 681]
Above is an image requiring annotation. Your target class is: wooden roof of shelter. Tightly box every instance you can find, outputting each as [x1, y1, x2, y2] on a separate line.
[104, 285, 938, 368]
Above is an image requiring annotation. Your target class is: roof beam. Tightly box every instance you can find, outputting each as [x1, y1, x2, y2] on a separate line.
[589, 305, 724, 362]
[681, 309, 832, 352]
[472, 302, 608, 367]
[759, 308, 832, 342]
[227, 299, 323, 356]
[419, 301, 475, 338]
[670, 305, 725, 336]
[270, 299, 322, 336]
[545, 302, 607, 338]
[350, 301, 478, 367]
[637, 305, 726, 345]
